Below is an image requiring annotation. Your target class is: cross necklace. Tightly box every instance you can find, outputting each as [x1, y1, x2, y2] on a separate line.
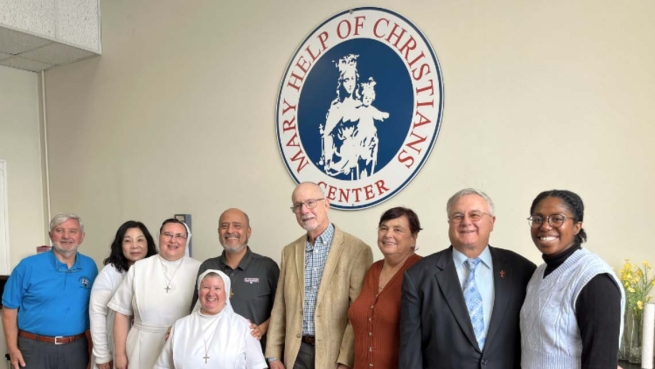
[159, 256, 184, 293]
[202, 317, 220, 364]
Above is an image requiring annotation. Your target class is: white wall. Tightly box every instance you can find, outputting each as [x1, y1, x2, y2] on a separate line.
[0, 65, 46, 363]
[0, 65, 46, 268]
[41, 0, 655, 269]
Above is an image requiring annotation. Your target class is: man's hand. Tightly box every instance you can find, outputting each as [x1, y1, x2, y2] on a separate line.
[8, 347, 25, 369]
[269, 360, 285, 369]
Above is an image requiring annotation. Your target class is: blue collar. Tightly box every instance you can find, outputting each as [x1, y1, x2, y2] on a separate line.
[306, 223, 335, 250]
[452, 245, 492, 270]
[49, 248, 82, 272]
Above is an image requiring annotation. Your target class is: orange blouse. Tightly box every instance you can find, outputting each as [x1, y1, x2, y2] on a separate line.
[347, 254, 422, 369]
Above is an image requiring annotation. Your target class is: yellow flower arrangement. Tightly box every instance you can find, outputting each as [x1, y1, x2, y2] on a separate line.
[619, 260, 654, 316]
[619, 260, 654, 362]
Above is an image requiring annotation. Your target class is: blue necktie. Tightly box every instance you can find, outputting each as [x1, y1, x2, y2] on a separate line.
[463, 258, 485, 349]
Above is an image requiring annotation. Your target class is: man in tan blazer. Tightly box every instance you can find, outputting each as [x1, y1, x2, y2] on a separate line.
[266, 182, 373, 369]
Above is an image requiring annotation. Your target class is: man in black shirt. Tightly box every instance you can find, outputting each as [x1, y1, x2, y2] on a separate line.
[191, 208, 280, 349]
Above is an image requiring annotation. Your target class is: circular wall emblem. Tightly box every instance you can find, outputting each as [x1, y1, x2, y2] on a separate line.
[276, 7, 443, 210]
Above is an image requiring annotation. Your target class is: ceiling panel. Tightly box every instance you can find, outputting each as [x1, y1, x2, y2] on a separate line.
[0, 26, 51, 55]
[21, 42, 96, 65]
[0, 56, 52, 72]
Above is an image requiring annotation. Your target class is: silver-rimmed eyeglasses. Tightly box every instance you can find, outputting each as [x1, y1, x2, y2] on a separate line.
[527, 214, 575, 228]
[290, 198, 325, 213]
[161, 232, 187, 240]
[448, 211, 491, 224]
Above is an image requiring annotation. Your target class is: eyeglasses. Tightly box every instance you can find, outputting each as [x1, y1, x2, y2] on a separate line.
[448, 211, 491, 223]
[161, 232, 187, 240]
[527, 214, 575, 228]
[290, 198, 325, 213]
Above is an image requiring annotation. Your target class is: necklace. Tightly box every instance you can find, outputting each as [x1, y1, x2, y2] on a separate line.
[202, 313, 220, 364]
[158, 256, 184, 293]
[225, 266, 241, 298]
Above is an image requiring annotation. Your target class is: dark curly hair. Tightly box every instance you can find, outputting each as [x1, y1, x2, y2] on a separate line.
[530, 190, 587, 246]
[103, 221, 157, 273]
[379, 207, 423, 236]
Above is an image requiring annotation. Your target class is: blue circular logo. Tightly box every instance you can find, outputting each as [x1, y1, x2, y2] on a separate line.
[277, 7, 443, 210]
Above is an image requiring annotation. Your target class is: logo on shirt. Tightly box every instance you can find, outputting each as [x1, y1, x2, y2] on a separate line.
[244, 278, 260, 284]
[79, 276, 90, 289]
[276, 7, 443, 210]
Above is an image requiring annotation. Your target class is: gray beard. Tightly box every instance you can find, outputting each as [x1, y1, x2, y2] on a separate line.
[53, 245, 78, 257]
[222, 243, 247, 254]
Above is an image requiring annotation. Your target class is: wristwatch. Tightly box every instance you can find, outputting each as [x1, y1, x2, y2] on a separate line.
[266, 358, 278, 363]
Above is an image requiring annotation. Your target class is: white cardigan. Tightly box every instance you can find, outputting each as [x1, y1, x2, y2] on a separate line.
[89, 264, 125, 369]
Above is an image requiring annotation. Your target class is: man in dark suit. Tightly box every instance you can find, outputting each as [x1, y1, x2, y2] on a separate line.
[400, 188, 536, 369]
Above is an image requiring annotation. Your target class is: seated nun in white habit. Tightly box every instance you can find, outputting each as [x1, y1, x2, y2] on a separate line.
[154, 269, 267, 369]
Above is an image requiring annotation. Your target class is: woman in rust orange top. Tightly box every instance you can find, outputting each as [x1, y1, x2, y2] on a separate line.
[348, 207, 422, 369]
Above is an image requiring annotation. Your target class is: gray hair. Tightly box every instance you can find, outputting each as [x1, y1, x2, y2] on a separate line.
[49, 213, 84, 232]
[446, 188, 495, 216]
[291, 182, 325, 201]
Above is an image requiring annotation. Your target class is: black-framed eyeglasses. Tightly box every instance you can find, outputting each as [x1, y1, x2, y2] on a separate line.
[527, 214, 575, 228]
[290, 198, 325, 213]
[448, 211, 491, 224]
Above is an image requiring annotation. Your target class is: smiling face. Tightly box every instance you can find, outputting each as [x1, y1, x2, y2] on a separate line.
[218, 209, 251, 254]
[530, 196, 582, 256]
[158, 222, 187, 261]
[49, 218, 85, 258]
[448, 194, 496, 257]
[291, 183, 330, 240]
[199, 275, 226, 315]
[377, 215, 417, 261]
[122, 227, 148, 265]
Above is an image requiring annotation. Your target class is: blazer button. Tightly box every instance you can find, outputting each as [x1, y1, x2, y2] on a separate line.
[296, 334, 301, 338]
[481, 359, 489, 365]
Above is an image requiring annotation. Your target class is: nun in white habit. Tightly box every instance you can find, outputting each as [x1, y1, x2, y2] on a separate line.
[154, 269, 267, 369]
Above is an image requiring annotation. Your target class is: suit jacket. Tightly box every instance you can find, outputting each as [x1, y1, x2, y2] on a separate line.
[400, 245, 536, 369]
[265, 225, 373, 369]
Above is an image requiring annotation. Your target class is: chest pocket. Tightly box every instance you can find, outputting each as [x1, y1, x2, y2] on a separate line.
[255, 281, 271, 298]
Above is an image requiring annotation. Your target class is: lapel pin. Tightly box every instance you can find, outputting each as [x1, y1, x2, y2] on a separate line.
[500, 270, 506, 278]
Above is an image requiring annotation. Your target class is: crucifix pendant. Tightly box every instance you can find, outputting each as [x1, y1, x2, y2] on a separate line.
[165, 286, 171, 293]
[203, 354, 209, 363]
[230, 289, 234, 298]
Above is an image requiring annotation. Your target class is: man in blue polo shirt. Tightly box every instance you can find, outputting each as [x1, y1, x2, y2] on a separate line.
[1, 213, 98, 369]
